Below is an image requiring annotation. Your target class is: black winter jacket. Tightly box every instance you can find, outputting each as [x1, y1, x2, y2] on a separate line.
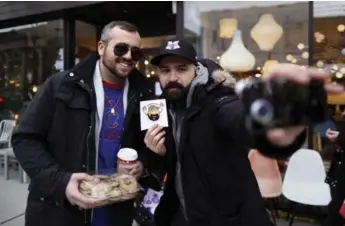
[12, 53, 160, 226]
[154, 60, 306, 226]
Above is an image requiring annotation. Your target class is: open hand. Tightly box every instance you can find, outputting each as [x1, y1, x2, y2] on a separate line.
[118, 161, 144, 180]
[263, 64, 344, 146]
[326, 128, 339, 142]
[65, 173, 105, 209]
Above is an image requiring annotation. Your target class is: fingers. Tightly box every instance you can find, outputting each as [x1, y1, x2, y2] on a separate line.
[68, 187, 100, 209]
[144, 124, 166, 152]
[129, 162, 143, 179]
[263, 64, 331, 84]
[263, 64, 344, 93]
[325, 83, 344, 94]
[117, 164, 133, 174]
[267, 126, 305, 147]
[155, 138, 167, 155]
[263, 64, 310, 83]
[72, 173, 94, 182]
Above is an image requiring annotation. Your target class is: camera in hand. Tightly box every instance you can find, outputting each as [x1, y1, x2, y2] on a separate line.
[235, 78, 329, 133]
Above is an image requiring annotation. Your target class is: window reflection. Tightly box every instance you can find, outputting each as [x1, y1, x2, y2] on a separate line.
[0, 20, 63, 118]
[184, 2, 309, 80]
[75, 21, 97, 64]
[313, 2, 345, 162]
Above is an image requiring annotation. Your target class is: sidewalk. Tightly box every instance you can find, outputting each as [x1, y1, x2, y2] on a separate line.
[0, 168, 317, 226]
[0, 168, 27, 226]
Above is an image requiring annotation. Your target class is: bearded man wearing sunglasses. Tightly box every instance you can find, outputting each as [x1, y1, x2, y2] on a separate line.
[12, 21, 160, 226]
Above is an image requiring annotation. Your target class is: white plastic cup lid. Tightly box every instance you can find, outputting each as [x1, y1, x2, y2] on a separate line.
[117, 148, 138, 161]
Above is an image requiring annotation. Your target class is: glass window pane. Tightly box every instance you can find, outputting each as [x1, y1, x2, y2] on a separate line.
[75, 21, 97, 64]
[184, 2, 309, 79]
[0, 19, 63, 117]
[313, 2, 345, 165]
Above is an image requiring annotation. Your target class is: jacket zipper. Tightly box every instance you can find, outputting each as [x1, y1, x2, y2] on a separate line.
[85, 87, 95, 225]
[74, 76, 96, 225]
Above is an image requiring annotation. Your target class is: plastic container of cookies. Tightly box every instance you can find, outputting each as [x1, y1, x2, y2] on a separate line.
[79, 171, 140, 205]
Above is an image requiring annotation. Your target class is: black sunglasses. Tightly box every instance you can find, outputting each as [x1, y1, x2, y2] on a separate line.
[113, 43, 143, 62]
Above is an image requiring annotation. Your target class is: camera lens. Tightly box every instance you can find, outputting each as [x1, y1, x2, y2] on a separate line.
[250, 99, 274, 125]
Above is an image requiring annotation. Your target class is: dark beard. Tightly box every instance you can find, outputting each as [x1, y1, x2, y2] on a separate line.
[102, 58, 126, 81]
[164, 85, 191, 109]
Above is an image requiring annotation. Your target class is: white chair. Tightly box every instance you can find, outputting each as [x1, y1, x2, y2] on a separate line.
[0, 120, 28, 183]
[283, 148, 331, 206]
[0, 120, 15, 147]
[282, 149, 331, 225]
[0, 120, 15, 177]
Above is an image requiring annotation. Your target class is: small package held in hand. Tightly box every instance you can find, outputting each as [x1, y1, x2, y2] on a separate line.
[339, 201, 345, 218]
[79, 172, 140, 205]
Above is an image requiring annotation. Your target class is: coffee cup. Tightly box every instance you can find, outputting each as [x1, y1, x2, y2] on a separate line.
[117, 148, 138, 174]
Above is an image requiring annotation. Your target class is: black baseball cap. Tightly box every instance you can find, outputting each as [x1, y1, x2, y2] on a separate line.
[150, 38, 198, 66]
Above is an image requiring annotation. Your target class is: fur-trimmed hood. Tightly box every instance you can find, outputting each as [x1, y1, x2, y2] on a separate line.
[211, 69, 236, 89]
[197, 58, 236, 88]
[185, 60, 236, 107]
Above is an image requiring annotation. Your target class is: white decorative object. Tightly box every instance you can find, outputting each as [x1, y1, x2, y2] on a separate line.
[219, 30, 256, 72]
[140, 99, 168, 131]
[250, 14, 283, 51]
[166, 41, 180, 50]
[219, 18, 238, 38]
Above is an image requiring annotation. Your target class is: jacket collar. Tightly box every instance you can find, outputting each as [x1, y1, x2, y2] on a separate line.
[69, 52, 154, 96]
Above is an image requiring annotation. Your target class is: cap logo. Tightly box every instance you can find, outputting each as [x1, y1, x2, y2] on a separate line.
[166, 41, 180, 50]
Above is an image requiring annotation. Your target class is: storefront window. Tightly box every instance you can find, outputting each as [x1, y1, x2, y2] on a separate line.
[75, 21, 97, 64]
[0, 20, 63, 118]
[138, 35, 170, 80]
[313, 2, 345, 165]
[184, 2, 309, 79]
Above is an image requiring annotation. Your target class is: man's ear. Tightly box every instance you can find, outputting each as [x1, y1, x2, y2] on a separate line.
[98, 41, 106, 57]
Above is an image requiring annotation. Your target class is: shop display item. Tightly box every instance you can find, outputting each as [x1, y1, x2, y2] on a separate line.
[235, 78, 329, 134]
[79, 173, 139, 204]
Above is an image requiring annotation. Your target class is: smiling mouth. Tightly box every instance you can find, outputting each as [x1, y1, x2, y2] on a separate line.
[119, 62, 132, 68]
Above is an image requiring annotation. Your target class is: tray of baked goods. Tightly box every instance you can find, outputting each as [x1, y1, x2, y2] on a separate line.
[79, 173, 140, 203]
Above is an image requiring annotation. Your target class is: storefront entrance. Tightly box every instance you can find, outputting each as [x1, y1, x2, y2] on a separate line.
[0, 1, 177, 115]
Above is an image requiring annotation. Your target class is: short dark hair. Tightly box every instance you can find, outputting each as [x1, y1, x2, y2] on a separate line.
[100, 21, 138, 42]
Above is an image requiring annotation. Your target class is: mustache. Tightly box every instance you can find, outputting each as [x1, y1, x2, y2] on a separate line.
[164, 82, 184, 90]
[116, 58, 134, 66]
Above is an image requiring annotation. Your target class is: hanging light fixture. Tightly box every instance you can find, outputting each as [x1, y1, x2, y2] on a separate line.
[219, 30, 256, 72]
[250, 14, 283, 51]
[297, 43, 305, 50]
[301, 51, 309, 59]
[262, 60, 279, 74]
[337, 24, 345, 32]
[219, 18, 238, 38]
[286, 54, 293, 62]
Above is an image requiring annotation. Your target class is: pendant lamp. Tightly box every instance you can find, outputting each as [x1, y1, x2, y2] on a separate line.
[219, 18, 238, 38]
[250, 14, 283, 51]
[219, 30, 256, 72]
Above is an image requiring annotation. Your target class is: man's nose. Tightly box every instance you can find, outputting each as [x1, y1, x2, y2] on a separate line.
[123, 49, 132, 59]
[169, 72, 178, 81]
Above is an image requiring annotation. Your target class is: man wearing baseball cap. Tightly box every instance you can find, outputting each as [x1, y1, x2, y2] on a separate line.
[143, 38, 340, 226]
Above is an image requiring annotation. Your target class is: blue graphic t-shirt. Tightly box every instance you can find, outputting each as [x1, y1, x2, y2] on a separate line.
[92, 80, 125, 226]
